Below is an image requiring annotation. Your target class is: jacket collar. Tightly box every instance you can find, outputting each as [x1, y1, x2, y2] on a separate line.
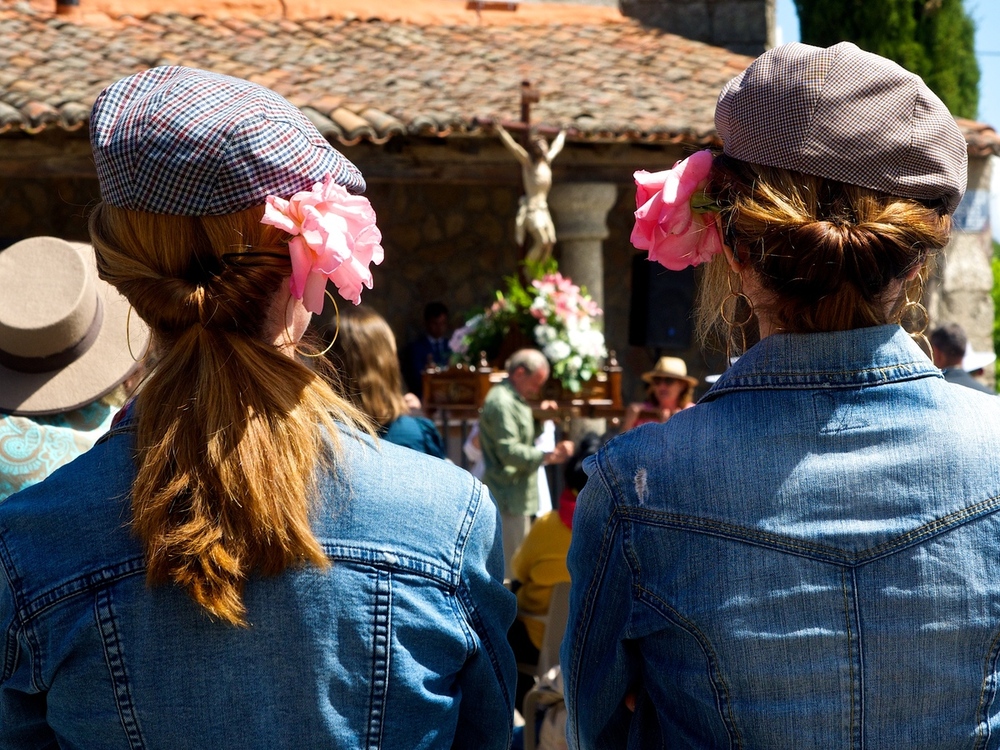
[701, 325, 941, 402]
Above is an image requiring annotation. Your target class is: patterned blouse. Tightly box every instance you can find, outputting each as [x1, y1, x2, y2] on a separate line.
[0, 395, 123, 501]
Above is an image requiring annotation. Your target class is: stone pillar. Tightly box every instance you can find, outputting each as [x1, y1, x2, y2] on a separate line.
[926, 154, 995, 383]
[549, 182, 617, 311]
[550, 182, 618, 440]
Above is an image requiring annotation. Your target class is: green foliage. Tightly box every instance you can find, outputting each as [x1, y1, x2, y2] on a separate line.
[794, 0, 979, 119]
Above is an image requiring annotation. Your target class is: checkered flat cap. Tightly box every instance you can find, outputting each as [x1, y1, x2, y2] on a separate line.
[91, 66, 366, 215]
[716, 42, 967, 213]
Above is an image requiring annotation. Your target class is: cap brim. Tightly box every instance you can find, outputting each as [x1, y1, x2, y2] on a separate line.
[0, 273, 149, 416]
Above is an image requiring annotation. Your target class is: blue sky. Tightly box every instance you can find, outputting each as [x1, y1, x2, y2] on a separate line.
[776, 0, 1000, 240]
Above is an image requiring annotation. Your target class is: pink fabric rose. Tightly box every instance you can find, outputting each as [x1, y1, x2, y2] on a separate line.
[630, 149, 723, 271]
[261, 174, 384, 312]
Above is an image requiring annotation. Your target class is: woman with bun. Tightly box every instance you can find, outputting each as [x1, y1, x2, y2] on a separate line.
[0, 67, 515, 748]
[563, 43, 1000, 747]
[621, 356, 697, 432]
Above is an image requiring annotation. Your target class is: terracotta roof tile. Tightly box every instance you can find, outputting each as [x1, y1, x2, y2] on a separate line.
[1, 0, 997, 156]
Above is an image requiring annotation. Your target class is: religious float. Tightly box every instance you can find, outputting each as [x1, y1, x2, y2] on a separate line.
[422, 263, 622, 419]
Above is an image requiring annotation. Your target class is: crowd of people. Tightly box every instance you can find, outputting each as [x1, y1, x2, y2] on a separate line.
[2, 40, 1000, 750]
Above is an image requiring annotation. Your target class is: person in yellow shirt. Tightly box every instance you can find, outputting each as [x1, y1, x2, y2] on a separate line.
[507, 433, 601, 713]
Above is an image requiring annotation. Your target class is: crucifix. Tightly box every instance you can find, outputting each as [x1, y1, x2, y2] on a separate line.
[495, 80, 567, 264]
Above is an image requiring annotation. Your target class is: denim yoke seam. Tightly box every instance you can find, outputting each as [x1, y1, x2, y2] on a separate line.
[974, 626, 1000, 749]
[622, 491, 1000, 566]
[366, 569, 391, 750]
[632, 585, 744, 749]
[566, 454, 625, 743]
[0, 531, 31, 687]
[621, 493, 1000, 747]
[94, 587, 146, 750]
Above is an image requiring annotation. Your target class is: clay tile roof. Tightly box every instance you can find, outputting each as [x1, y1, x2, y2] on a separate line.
[957, 119, 1000, 158]
[1, 0, 998, 156]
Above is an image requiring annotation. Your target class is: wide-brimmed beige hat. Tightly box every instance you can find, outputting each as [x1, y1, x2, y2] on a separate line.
[0, 237, 149, 416]
[641, 356, 698, 387]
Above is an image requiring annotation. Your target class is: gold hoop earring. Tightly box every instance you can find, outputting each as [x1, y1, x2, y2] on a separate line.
[125, 306, 149, 363]
[296, 290, 339, 359]
[901, 292, 930, 357]
[721, 271, 754, 358]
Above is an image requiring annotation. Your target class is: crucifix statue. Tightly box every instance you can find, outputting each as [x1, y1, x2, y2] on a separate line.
[495, 81, 567, 264]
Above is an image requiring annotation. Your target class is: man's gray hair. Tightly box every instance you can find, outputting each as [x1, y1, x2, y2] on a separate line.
[505, 348, 549, 375]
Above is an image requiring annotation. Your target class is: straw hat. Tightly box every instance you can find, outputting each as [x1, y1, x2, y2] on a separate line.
[0, 237, 149, 416]
[641, 356, 698, 387]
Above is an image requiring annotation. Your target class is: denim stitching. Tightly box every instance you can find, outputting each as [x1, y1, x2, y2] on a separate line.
[973, 627, 1000, 749]
[95, 587, 147, 750]
[321, 544, 455, 589]
[15, 558, 146, 624]
[635, 585, 743, 749]
[450, 482, 482, 587]
[842, 569, 856, 750]
[565, 455, 623, 744]
[366, 569, 391, 750]
[850, 568, 865, 750]
[623, 492, 1000, 567]
[453, 479, 514, 745]
[455, 582, 513, 749]
[94, 422, 136, 446]
[0, 532, 28, 684]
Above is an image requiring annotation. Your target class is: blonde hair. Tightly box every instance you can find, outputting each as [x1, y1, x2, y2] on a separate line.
[698, 155, 952, 350]
[88, 202, 368, 626]
[327, 307, 409, 427]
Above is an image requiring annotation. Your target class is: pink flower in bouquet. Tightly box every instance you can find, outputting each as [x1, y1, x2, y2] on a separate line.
[631, 149, 723, 272]
[261, 175, 385, 312]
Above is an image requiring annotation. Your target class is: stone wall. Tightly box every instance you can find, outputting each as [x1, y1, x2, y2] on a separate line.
[0, 175, 96, 246]
[926, 155, 996, 383]
[620, 0, 775, 55]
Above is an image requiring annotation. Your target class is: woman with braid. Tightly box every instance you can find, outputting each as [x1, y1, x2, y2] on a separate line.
[0, 67, 515, 749]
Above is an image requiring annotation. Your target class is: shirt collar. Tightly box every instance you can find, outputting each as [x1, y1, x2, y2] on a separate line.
[701, 324, 941, 402]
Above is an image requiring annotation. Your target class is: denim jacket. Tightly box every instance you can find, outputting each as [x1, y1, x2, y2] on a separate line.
[0, 417, 516, 749]
[563, 325, 1000, 749]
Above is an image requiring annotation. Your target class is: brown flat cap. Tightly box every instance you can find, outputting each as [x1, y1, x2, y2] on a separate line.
[716, 42, 968, 213]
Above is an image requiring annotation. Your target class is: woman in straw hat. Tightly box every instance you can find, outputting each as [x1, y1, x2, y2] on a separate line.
[0, 68, 514, 748]
[0, 237, 148, 500]
[621, 355, 698, 431]
[562, 42, 1000, 747]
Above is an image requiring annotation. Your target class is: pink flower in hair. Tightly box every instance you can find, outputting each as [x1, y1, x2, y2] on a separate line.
[261, 174, 384, 312]
[630, 149, 723, 271]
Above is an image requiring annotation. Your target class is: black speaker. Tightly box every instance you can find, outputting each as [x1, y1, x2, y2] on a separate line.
[629, 254, 695, 349]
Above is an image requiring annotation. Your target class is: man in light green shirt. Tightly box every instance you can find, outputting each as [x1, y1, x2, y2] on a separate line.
[479, 349, 573, 578]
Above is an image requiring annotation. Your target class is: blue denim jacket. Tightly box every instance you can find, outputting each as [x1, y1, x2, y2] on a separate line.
[0, 417, 516, 749]
[563, 325, 1000, 749]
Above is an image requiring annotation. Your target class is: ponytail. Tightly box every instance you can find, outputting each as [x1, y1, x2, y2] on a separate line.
[89, 203, 368, 625]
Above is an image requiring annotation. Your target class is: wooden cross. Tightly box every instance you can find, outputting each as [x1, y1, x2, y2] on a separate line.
[520, 80, 539, 148]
